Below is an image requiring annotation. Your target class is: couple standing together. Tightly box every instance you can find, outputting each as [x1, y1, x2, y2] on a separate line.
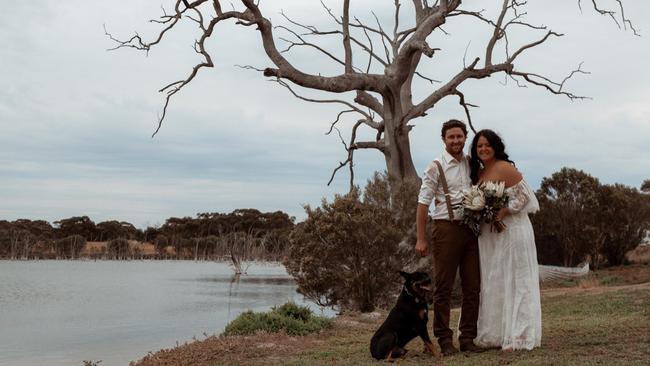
[415, 119, 541, 355]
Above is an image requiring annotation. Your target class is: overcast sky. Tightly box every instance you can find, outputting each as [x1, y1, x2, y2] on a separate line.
[1, 1, 649, 228]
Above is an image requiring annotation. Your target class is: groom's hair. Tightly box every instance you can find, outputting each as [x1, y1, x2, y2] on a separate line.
[441, 119, 468, 138]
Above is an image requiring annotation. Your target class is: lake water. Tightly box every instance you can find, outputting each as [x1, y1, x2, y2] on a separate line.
[0, 261, 328, 366]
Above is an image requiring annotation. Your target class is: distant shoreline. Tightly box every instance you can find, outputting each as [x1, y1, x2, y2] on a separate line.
[0, 240, 282, 261]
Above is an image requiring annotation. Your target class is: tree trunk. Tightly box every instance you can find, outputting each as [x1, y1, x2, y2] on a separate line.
[380, 100, 430, 272]
[382, 89, 420, 193]
[384, 127, 418, 185]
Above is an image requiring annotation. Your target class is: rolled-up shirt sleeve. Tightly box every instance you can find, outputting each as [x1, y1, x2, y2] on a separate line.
[417, 161, 439, 206]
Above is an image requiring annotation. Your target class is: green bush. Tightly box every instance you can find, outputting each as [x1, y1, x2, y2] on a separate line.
[222, 302, 332, 336]
[274, 301, 313, 321]
[284, 172, 420, 313]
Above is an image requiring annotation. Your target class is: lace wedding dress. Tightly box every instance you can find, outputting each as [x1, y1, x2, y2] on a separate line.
[475, 179, 542, 350]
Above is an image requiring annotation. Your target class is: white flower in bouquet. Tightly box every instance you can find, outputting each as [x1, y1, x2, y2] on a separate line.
[495, 181, 505, 197]
[459, 185, 485, 236]
[482, 181, 505, 198]
[463, 186, 485, 211]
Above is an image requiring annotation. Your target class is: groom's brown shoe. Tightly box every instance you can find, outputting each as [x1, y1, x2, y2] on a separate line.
[459, 341, 487, 353]
[439, 342, 459, 356]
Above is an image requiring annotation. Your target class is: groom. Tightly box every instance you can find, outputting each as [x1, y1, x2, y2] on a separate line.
[415, 119, 483, 355]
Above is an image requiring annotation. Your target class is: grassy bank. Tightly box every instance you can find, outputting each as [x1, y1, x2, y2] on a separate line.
[131, 265, 650, 366]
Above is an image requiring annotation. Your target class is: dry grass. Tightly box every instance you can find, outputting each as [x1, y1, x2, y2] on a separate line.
[577, 276, 601, 289]
[129, 265, 650, 366]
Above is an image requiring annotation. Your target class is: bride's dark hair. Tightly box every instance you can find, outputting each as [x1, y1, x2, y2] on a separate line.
[469, 129, 515, 184]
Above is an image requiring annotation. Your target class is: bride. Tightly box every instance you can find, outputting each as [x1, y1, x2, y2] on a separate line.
[469, 129, 542, 350]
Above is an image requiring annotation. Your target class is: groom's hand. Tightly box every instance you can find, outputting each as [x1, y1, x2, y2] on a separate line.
[415, 239, 429, 257]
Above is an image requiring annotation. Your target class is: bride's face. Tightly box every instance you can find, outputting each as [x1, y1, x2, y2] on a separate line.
[476, 136, 495, 163]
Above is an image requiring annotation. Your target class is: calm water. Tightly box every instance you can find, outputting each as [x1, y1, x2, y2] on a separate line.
[0, 261, 328, 366]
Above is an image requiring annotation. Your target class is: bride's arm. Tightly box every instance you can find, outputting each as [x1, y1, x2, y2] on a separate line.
[498, 161, 523, 188]
[495, 162, 525, 220]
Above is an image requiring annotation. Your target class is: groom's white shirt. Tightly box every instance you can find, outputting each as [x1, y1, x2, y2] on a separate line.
[417, 149, 471, 220]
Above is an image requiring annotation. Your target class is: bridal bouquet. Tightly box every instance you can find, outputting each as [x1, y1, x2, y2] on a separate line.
[459, 181, 509, 236]
[459, 185, 485, 236]
[481, 181, 509, 233]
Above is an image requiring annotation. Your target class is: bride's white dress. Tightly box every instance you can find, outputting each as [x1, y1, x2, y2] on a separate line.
[475, 179, 542, 350]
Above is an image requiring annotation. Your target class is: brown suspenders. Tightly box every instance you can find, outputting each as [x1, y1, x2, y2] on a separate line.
[433, 160, 455, 221]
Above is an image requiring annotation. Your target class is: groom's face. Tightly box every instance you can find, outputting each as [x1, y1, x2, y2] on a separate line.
[443, 127, 466, 156]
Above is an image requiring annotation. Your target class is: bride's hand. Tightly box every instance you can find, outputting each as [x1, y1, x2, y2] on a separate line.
[496, 207, 510, 222]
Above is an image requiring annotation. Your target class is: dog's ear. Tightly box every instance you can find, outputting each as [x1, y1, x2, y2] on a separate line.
[398, 271, 410, 279]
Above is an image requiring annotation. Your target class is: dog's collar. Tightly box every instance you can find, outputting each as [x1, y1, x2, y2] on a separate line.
[403, 285, 422, 303]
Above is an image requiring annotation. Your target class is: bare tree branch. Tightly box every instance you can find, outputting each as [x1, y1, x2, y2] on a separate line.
[508, 30, 563, 63]
[342, 0, 354, 73]
[275, 24, 356, 70]
[354, 91, 384, 118]
[105, 1, 187, 52]
[326, 109, 356, 135]
[454, 89, 479, 133]
[509, 63, 591, 101]
[327, 119, 386, 189]
[279, 10, 389, 67]
[320, 0, 393, 46]
[327, 126, 354, 188]
[415, 71, 441, 84]
[393, 0, 401, 46]
[407, 57, 511, 121]
[273, 79, 371, 120]
[582, 0, 638, 35]
[370, 11, 394, 62]
[485, 0, 510, 67]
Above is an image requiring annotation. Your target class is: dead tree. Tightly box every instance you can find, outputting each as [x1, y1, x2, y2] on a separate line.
[107, 0, 636, 193]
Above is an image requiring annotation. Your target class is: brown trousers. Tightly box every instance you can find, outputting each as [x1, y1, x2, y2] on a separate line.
[431, 220, 480, 345]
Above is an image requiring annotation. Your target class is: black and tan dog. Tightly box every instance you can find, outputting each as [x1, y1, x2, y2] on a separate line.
[370, 271, 440, 361]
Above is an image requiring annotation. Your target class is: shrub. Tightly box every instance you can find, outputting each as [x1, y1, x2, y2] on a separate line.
[274, 301, 314, 321]
[222, 302, 331, 336]
[284, 171, 422, 313]
[285, 187, 405, 312]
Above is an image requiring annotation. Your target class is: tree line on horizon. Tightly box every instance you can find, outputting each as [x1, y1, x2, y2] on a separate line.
[1, 169, 648, 272]
[0, 209, 294, 260]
